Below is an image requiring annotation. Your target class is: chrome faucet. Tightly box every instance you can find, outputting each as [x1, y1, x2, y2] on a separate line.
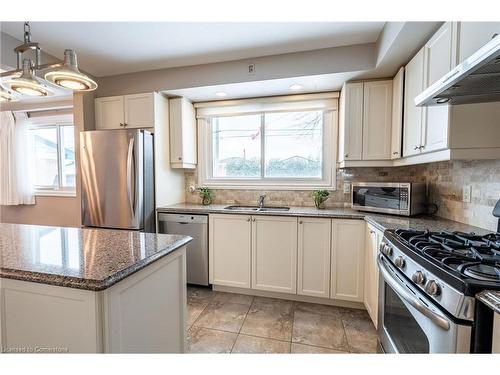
[258, 194, 266, 209]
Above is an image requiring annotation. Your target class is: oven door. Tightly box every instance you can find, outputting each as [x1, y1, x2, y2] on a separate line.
[377, 255, 471, 353]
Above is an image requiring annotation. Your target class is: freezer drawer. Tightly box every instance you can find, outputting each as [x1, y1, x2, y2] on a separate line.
[158, 213, 209, 286]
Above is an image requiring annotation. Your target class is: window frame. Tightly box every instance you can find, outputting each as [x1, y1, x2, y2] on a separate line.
[28, 121, 77, 197]
[197, 98, 337, 190]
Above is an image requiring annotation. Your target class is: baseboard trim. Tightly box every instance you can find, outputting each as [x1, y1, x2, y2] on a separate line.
[212, 284, 366, 310]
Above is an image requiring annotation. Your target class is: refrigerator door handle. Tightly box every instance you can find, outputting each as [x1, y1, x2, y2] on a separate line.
[126, 138, 135, 219]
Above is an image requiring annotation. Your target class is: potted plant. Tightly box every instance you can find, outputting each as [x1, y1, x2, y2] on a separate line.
[198, 187, 214, 206]
[312, 190, 329, 209]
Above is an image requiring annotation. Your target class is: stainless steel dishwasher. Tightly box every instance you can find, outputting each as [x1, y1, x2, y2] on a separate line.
[158, 213, 209, 286]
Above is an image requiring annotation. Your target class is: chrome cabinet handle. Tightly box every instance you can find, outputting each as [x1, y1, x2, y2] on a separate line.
[178, 157, 182, 160]
[420, 145, 425, 149]
[370, 230, 375, 234]
[299, 220, 303, 224]
[252, 218, 256, 222]
[414, 146, 419, 150]
[246, 218, 251, 222]
[345, 153, 349, 158]
[377, 255, 450, 331]
[119, 123, 124, 127]
[393, 151, 399, 155]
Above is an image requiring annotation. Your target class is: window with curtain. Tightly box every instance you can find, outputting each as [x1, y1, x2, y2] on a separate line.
[197, 93, 338, 190]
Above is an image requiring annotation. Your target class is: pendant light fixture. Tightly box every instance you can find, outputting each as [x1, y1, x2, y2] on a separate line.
[0, 22, 98, 99]
[45, 49, 97, 91]
[3, 59, 52, 97]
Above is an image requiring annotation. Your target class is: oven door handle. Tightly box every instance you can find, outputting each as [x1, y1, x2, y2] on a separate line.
[378, 255, 451, 331]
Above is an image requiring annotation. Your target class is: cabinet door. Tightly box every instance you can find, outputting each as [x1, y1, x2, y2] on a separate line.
[458, 22, 500, 63]
[339, 82, 363, 161]
[297, 217, 331, 298]
[209, 214, 251, 288]
[124, 93, 155, 128]
[364, 223, 381, 327]
[421, 22, 455, 153]
[391, 67, 404, 159]
[252, 216, 298, 294]
[403, 48, 425, 157]
[95, 96, 124, 129]
[362, 80, 393, 160]
[330, 219, 365, 302]
[169, 98, 197, 168]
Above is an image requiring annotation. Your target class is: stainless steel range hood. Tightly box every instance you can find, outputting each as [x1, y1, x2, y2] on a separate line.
[415, 34, 500, 106]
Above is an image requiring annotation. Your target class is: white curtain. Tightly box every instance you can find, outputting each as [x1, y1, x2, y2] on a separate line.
[0, 111, 35, 205]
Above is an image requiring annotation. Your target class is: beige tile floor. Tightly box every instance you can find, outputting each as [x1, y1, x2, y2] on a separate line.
[186, 286, 379, 354]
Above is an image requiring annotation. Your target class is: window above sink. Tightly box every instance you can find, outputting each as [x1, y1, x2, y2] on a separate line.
[196, 93, 338, 190]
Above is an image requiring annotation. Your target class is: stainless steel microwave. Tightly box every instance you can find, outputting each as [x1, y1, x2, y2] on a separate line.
[351, 182, 426, 216]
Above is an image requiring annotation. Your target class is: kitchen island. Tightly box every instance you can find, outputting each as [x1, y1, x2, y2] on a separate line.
[0, 223, 191, 353]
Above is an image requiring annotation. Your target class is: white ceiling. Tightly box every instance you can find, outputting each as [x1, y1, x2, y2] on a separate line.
[0, 22, 385, 77]
[164, 72, 362, 102]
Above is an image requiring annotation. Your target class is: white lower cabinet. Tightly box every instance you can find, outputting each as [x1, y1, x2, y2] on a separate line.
[297, 217, 331, 298]
[209, 214, 252, 288]
[330, 219, 365, 302]
[364, 223, 382, 327]
[252, 216, 298, 294]
[209, 214, 368, 304]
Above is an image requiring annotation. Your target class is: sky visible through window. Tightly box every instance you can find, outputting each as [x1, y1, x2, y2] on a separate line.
[212, 111, 323, 179]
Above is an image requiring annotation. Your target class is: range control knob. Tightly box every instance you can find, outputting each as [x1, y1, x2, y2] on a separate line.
[425, 280, 441, 296]
[412, 271, 426, 285]
[382, 244, 393, 257]
[379, 241, 386, 252]
[394, 256, 405, 269]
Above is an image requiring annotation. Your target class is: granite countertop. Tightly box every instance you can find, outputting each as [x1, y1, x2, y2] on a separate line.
[157, 203, 492, 235]
[0, 223, 192, 291]
[476, 291, 500, 314]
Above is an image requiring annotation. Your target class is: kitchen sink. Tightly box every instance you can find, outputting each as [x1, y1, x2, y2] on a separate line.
[224, 205, 290, 212]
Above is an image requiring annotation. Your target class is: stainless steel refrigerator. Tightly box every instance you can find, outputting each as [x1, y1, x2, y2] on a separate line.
[80, 129, 155, 232]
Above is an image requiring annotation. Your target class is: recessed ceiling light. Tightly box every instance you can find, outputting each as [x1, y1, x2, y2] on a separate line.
[289, 84, 303, 91]
[215, 91, 227, 97]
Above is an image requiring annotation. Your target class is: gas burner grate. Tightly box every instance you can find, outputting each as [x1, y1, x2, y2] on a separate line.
[392, 229, 500, 282]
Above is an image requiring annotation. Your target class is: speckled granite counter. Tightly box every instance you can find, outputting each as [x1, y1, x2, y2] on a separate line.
[0, 223, 192, 291]
[157, 203, 492, 235]
[477, 291, 500, 314]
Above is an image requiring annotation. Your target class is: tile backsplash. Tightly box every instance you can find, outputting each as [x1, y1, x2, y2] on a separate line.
[184, 159, 500, 231]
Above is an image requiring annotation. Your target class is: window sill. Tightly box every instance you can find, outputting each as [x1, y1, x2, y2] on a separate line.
[35, 190, 77, 198]
[199, 181, 335, 191]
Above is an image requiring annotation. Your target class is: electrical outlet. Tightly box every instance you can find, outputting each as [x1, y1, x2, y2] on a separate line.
[463, 185, 472, 203]
[248, 63, 255, 75]
[343, 182, 351, 194]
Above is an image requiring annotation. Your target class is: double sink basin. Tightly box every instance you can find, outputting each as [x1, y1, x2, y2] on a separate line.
[224, 205, 290, 212]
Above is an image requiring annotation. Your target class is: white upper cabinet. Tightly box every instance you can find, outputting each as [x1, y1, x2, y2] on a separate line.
[297, 217, 331, 299]
[339, 80, 394, 165]
[252, 216, 298, 294]
[338, 82, 363, 161]
[403, 48, 425, 158]
[95, 96, 125, 129]
[362, 80, 393, 160]
[169, 98, 197, 169]
[95, 93, 155, 129]
[123, 93, 155, 128]
[330, 219, 365, 302]
[457, 22, 500, 63]
[421, 22, 457, 154]
[400, 21, 500, 165]
[391, 67, 404, 159]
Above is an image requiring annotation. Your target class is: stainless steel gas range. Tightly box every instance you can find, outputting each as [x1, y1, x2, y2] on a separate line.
[377, 229, 500, 353]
